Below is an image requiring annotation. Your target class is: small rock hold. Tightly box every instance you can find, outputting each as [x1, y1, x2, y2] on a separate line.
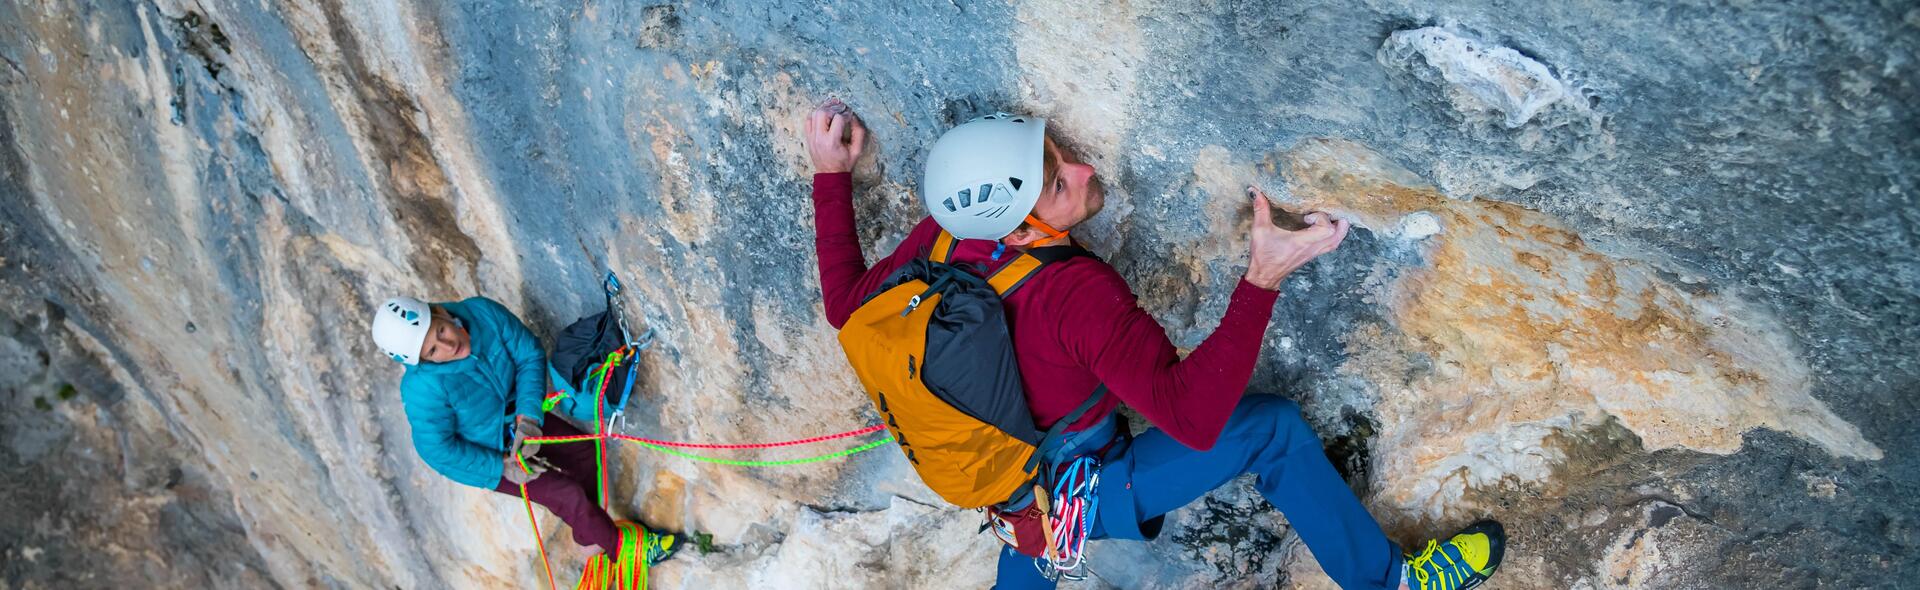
[185, 322, 197, 333]
[1800, 472, 1840, 499]
[1395, 211, 1443, 241]
[636, 5, 680, 49]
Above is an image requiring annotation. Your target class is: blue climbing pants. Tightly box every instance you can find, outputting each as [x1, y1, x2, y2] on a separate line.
[995, 395, 1404, 589]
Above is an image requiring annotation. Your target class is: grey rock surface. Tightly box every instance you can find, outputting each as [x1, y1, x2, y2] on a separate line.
[1, 0, 1915, 588]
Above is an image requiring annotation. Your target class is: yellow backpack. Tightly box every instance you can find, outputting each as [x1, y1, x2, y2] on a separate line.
[836, 231, 1107, 508]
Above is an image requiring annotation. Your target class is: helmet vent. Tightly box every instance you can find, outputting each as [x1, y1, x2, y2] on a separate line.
[1008, 177, 1023, 190]
[1012, 118, 1025, 123]
[948, 182, 1020, 215]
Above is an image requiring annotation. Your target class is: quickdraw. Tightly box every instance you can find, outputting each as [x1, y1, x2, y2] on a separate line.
[1035, 455, 1100, 582]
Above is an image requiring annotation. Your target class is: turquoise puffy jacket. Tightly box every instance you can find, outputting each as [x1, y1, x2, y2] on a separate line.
[399, 297, 547, 489]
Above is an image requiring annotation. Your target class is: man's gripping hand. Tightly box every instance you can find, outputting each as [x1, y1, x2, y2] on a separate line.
[1244, 186, 1350, 290]
[805, 98, 867, 174]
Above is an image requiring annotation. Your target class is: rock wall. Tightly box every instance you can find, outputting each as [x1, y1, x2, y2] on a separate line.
[1, 0, 1915, 588]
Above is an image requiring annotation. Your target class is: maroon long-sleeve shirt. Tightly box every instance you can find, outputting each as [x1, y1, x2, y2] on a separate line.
[812, 172, 1279, 450]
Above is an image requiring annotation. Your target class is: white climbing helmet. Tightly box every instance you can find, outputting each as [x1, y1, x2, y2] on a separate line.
[371, 296, 432, 365]
[922, 113, 1047, 240]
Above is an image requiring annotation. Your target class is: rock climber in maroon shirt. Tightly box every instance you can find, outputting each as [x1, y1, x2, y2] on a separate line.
[801, 97, 1506, 590]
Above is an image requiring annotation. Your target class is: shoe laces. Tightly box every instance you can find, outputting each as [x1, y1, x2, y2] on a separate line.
[1407, 539, 1471, 590]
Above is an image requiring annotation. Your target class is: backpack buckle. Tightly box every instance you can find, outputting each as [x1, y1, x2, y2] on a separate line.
[901, 274, 954, 317]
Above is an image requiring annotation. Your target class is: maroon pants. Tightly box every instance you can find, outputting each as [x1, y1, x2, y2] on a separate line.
[492, 414, 619, 556]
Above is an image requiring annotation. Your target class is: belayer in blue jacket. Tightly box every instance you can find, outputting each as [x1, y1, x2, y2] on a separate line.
[370, 295, 676, 566]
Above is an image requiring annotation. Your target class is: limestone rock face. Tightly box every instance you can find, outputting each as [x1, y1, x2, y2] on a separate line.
[2, 1, 1915, 589]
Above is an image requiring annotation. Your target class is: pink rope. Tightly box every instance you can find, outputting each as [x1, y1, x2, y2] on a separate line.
[604, 424, 887, 449]
[522, 424, 886, 449]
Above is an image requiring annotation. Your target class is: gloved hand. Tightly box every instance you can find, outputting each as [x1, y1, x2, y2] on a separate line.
[511, 415, 543, 459]
[503, 453, 545, 485]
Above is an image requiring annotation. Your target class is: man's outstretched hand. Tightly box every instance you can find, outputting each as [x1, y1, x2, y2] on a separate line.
[1244, 186, 1350, 291]
[806, 98, 867, 174]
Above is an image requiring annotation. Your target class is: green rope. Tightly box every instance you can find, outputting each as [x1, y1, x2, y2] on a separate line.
[585, 355, 619, 508]
[523, 434, 893, 465]
[524, 435, 602, 445]
[630, 436, 894, 466]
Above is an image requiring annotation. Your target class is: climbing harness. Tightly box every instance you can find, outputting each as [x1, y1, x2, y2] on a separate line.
[511, 270, 890, 590]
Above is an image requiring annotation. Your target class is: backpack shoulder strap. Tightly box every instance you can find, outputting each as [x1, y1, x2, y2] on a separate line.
[985, 245, 1092, 297]
[1022, 385, 1110, 473]
[929, 230, 959, 264]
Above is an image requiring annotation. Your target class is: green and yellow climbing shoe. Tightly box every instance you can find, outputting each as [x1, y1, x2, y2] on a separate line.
[1403, 520, 1505, 590]
[642, 529, 679, 566]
